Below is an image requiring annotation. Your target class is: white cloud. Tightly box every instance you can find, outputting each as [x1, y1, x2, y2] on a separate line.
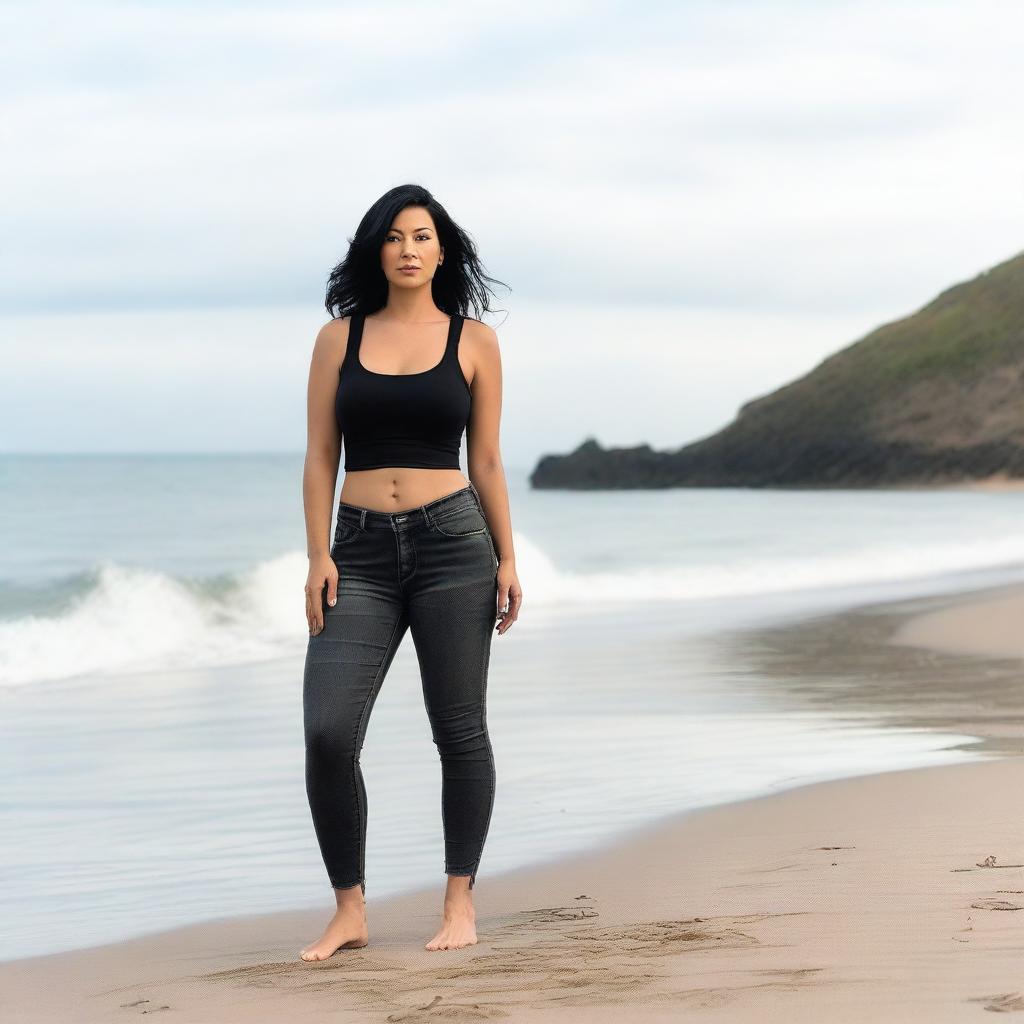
[2, 1, 1022, 314]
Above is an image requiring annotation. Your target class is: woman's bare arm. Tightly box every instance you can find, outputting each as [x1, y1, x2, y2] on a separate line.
[463, 319, 521, 633]
[303, 318, 346, 633]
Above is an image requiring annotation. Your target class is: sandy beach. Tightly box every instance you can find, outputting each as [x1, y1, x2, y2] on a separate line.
[2, 580, 1022, 1023]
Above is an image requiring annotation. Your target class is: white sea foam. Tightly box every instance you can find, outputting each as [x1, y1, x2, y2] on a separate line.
[3, 527, 1024, 687]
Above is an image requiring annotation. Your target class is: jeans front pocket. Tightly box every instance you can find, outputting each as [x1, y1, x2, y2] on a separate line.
[332, 516, 362, 551]
[431, 504, 488, 537]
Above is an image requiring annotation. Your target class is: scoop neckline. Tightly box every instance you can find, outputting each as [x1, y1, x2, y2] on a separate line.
[356, 314, 454, 378]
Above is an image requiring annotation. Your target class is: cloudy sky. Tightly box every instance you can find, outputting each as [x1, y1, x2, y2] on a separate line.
[2, 0, 1022, 464]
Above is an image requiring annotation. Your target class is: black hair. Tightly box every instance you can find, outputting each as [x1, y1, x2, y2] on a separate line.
[324, 184, 510, 323]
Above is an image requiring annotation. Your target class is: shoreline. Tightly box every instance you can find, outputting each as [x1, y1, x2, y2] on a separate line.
[3, 577, 1023, 1021]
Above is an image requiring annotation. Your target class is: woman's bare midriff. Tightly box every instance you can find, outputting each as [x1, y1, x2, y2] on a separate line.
[339, 467, 470, 513]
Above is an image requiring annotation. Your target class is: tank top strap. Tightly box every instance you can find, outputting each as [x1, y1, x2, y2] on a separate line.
[443, 314, 464, 365]
[341, 312, 366, 373]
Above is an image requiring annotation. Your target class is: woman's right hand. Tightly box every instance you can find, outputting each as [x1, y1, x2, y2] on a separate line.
[305, 553, 339, 636]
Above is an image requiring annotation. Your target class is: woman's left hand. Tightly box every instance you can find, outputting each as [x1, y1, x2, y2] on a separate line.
[495, 561, 521, 635]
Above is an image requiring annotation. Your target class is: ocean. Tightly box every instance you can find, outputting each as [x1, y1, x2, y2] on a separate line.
[2, 453, 1021, 962]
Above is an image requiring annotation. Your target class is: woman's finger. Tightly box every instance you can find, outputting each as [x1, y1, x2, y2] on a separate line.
[306, 584, 323, 636]
[497, 589, 521, 634]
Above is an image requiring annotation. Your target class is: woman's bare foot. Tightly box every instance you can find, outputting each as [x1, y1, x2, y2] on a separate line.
[425, 876, 478, 951]
[299, 883, 368, 961]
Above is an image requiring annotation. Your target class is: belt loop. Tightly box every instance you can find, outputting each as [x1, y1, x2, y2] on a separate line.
[359, 509, 366, 529]
[419, 502, 430, 527]
[467, 480, 482, 508]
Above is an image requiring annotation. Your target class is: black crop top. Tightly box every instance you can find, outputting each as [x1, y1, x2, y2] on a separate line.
[335, 312, 472, 471]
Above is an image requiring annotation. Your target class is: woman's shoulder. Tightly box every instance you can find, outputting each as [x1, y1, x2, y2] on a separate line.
[312, 316, 356, 369]
[319, 314, 365, 342]
[460, 315, 499, 348]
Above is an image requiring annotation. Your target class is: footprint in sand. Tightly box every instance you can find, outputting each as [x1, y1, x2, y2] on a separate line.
[968, 992, 1024, 1013]
[385, 994, 509, 1021]
[970, 898, 1023, 911]
[505, 905, 600, 927]
[118, 999, 171, 1014]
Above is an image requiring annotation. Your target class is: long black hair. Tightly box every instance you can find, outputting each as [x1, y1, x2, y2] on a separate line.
[324, 184, 510, 323]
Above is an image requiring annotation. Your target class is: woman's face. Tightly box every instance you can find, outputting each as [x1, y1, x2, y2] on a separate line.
[381, 206, 443, 288]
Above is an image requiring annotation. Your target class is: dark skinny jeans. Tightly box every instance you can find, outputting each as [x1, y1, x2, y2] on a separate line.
[303, 483, 499, 893]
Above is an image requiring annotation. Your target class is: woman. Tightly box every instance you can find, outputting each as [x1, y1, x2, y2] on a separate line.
[300, 184, 522, 960]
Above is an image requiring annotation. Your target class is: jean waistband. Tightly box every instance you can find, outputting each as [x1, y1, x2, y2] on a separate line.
[337, 482, 482, 530]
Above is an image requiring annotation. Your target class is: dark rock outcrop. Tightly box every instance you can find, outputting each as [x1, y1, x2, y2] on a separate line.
[531, 250, 1024, 489]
